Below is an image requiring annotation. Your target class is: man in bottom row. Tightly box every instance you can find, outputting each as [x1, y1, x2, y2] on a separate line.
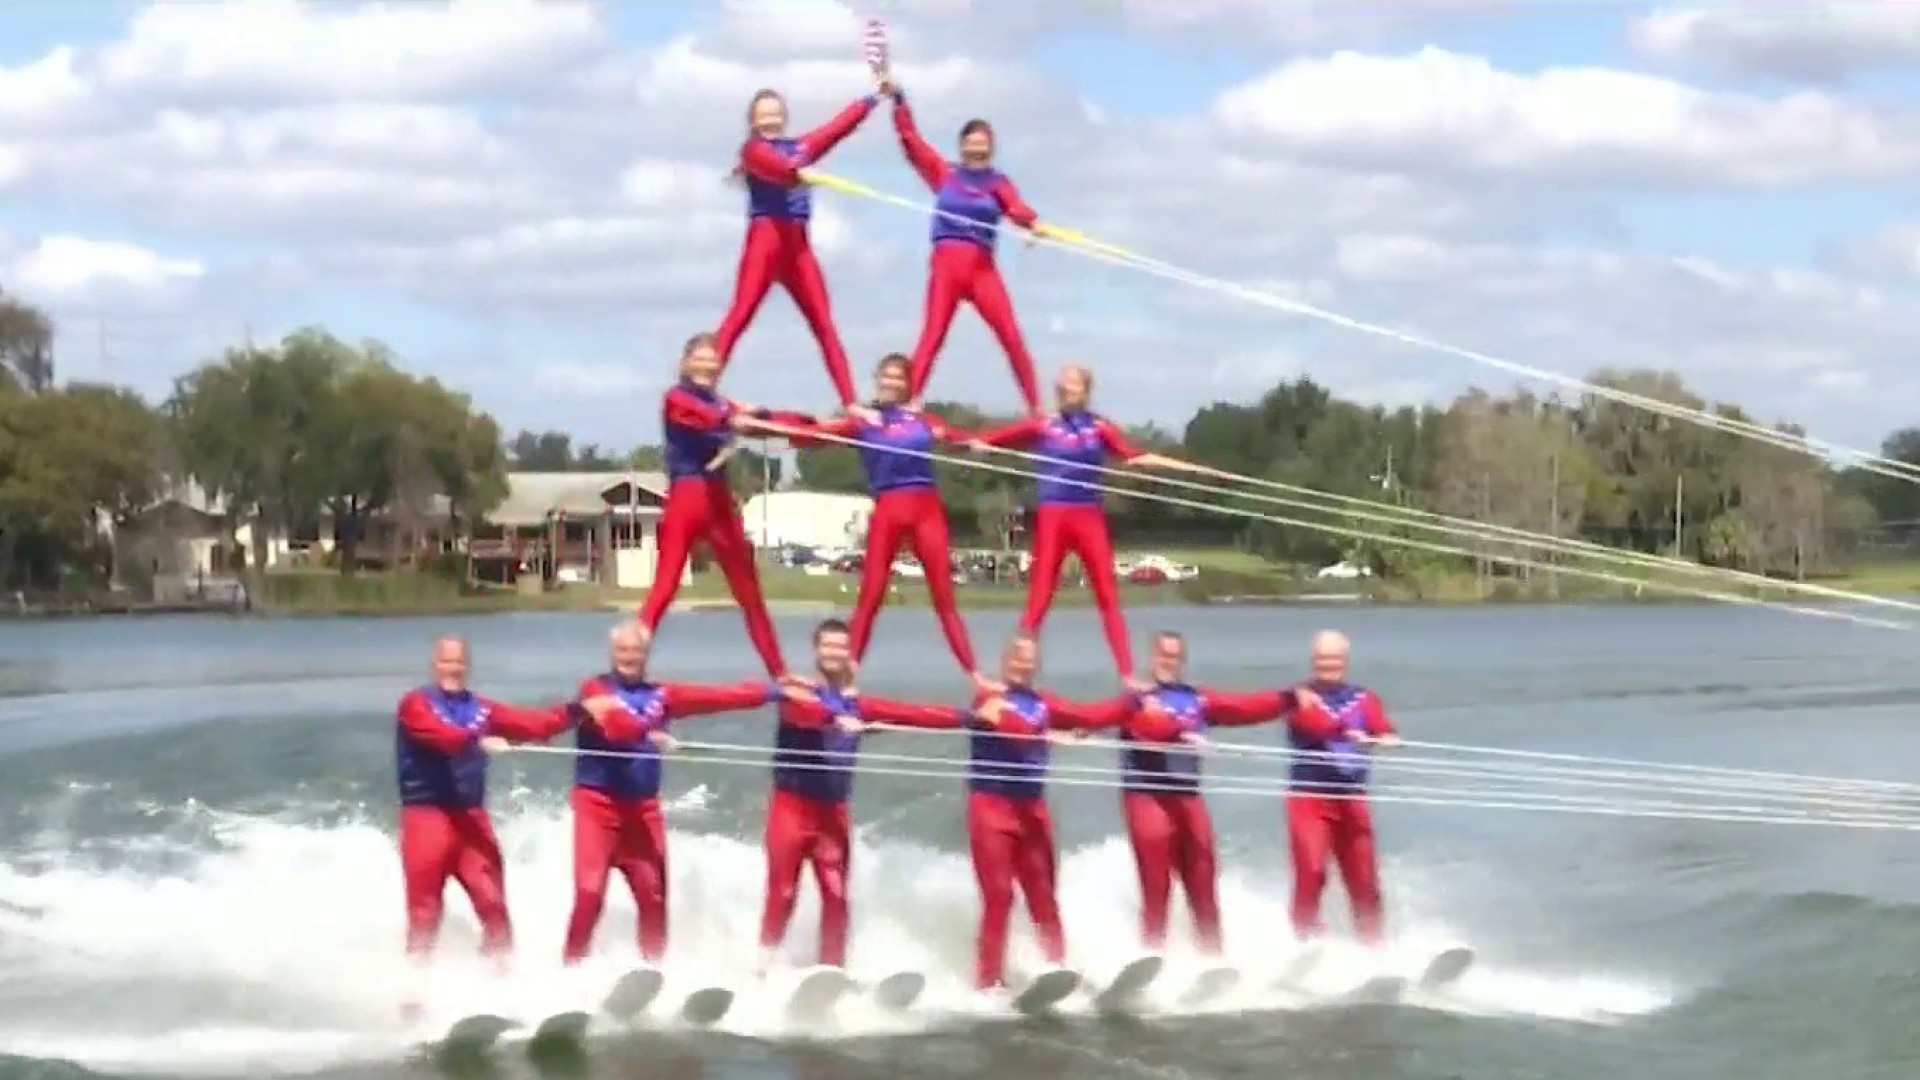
[394, 621, 1397, 992]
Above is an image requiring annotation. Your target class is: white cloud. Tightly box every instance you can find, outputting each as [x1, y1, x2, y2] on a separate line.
[5, 235, 204, 308]
[95, 0, 605, 102]
[1211, 46, 1920, 187]
[1, 1, 1918, 446]
[1632, 0, 1920, 83]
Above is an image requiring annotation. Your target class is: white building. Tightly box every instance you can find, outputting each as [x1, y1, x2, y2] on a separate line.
[739, 490, 873, 551]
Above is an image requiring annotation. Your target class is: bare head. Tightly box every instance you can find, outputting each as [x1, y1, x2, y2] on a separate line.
[999, 632, 1039, 686]
[608, 619, 652, 680]
[680, 332, 721, 388]
[957, 118, 995, 168]
[873, 353, 912, 406]
[1055, 365, 1092, 412]
[813, 618, 854, 681]
[1309, 629, 1350, 685]
[1149, 630, 1186, 685]
[430, 635, 469, 693]
[748, 88, 787, 139]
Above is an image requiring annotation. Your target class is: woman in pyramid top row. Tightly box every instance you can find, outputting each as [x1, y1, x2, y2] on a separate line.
[885, 81, 1049, 419]
[720, 82, 881, 410]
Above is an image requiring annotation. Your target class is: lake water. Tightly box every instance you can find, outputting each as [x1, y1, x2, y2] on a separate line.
[2, 603, 1918, 1080]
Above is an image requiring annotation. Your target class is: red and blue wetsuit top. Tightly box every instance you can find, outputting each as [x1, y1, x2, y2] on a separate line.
[737, 95, 878, 221]
[966, 687, 1130, 800]
[661, 381, 812, 483]
[892, 95, 1039, 252]
[1119, 684, 1294, 794]
[788, 407, 972, 496]
[975, 411, 1143, 506]
[572, 675, 779, 801]
[774, 681, 967, 802]
[1286, 683, 1395, 793]
[393, 687, 566, 808]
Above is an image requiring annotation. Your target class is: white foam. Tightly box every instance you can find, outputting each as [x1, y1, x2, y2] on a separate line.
[0, 798, 1679, 1074]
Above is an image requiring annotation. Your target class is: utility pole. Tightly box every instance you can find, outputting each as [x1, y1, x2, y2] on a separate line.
[1673, 474, 1685, 559]
[1548, 451, 1561, 597]
[760, 448, 771, 567]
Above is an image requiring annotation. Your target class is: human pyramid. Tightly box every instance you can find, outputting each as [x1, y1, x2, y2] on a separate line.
[390, 32, 1412, 1026]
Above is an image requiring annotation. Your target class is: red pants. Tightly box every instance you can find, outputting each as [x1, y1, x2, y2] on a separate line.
[1122, 791, 1222, 955]
[716, 218, 857, 407]
[1287, 793, 1383, 943]
[758, 788, 853, 966]
[399, 805, 512, 960]
[968, 792, 1064, 990]
[1020, 504, 1134, 680]
[563, 788, 668, 965]
[850, 489, 977, 672]
[908, 241, 1040, 412]
[638, 478, 787, 678]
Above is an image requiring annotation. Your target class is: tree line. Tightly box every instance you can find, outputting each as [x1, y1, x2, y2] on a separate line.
[2, 287, 1915, 592]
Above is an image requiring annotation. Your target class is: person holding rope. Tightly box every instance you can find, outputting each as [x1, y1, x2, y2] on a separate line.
[393, 637, 623, 983]
[719, 83, 883, 407]
[758, 617, 985, 974]
[552, 619, 787, 967]
[1286, 629, 1399, 944]
[970, 364, 1203, 687]
[883, 81, 1046, 415]
[836, 632, 1140, 993]
[1113, 630, 1311, 956]
[638, 332, 812, 679]
[774, 353, 990, 690]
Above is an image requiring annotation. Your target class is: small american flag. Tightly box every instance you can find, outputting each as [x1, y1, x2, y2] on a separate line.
[862, 18, 889, 73]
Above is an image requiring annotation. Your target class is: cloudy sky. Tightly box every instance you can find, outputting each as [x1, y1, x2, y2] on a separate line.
[3, 0, 1919, 453]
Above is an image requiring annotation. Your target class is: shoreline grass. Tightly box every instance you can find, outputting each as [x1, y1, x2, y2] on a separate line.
[11, 548, 1915, 620]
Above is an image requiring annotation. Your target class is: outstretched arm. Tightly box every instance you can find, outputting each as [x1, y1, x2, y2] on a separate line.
[477, 697, 575, 743]
[924, 412, 978, 444]
[1043, 692, 1135, 733]
[797, 95, 879, 163]
[661, 680, 781, 719]
[1201, 688, 1294, 728]
[764, 413, 859, 448]
[971, 415, 1046, 450]
[891, 95, 951, 192]
[859, 696, 969, 730]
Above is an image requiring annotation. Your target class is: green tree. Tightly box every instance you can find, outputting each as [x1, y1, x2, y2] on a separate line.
[0, 290, 54, 394]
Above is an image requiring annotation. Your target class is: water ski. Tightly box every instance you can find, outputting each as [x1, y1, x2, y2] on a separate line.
[1012, 968, 1081, 1016]
[603, 967, 666, 1021]
[871, 971, 926, 1012]
[786, 965, 857, 1025]
[1418, 946, 1475, 991]
[433, 1014, 516, 1056]
[1092, 955, 1163, 1015]
[528, 1011, 591, 1053]
[680, 987, 734, 1027]
[1179, 966, 1241, 1007]
[1344, 974, 1409, 1005]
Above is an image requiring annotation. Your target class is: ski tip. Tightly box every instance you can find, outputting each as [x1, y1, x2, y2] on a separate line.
[435, 1013, 517, 1055]
[604, 967, 667, 1020]
[1012, 967, 1080, 1015]
[680, 987, 734, 1028]
[1419, 946, 1476, 990]
[872, 971, 926, 1011]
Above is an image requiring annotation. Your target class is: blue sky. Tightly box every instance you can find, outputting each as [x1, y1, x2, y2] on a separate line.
[2, 0, 1918, 451]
